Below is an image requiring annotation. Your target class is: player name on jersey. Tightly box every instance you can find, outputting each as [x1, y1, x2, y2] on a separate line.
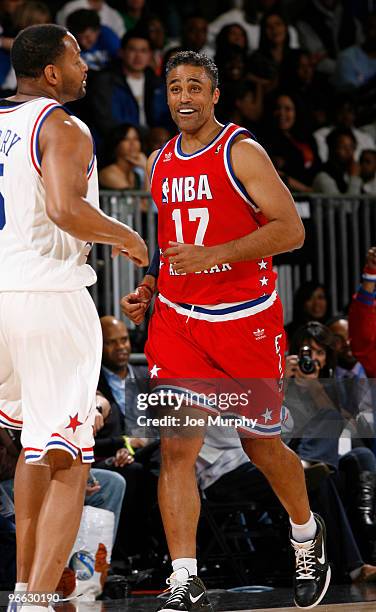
[0, 129, 21, 156]
[162, 174, 212, 204]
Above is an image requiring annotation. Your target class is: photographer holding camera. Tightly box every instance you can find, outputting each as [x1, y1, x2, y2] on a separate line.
[285, 321, 376, 568]
[285, 321, 342, 471]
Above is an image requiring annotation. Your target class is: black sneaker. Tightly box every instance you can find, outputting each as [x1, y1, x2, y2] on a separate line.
[291, 513, 331, 609]
[156, 574, 213, 611]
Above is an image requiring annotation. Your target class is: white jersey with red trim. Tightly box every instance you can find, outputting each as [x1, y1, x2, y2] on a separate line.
[0, 97, 98, 291]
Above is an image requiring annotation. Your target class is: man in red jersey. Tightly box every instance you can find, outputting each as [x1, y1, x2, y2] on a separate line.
[121, 51, 330, 611]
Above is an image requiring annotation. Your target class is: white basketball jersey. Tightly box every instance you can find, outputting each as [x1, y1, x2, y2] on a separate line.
[0, 97, 99, 291]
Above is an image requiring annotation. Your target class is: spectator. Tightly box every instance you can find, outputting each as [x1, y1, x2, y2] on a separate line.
[248, 11, 297, 86]
[215, 22, 249, 56]
[312, 127, 363, 195]
[99, 123, 146, 190]
[0, 1, 52, 95]
[13, 1, 50, 29]
[208, 0, 299, 54]
[197, 422, 376, 583]
[219, 80, 264, 131]
[143, 15, 167, 76]
[85, 468, 126, 545]
[87, 29, 169, 136]
[181, 15, 213, 57]
[215, 42, 248, 85]
[118, 0, 148, 32]
[263, 92, 320, 192]
[146, 125, 172, 155]
[285, 321, 376, 575]
[297, 0, 362, 76]
[359, 149, 376, 194]
[280, 49, 331, 133]
[314, 98, 375, 163]
[349, 246, 376, 379]
[95, 316, 160, 562]
[56, 0, 125, 38]
[0, 0, 23, 38]
[285, 281, 330, 343]
[327, 315, 374, 432]
[334, 13, 376, 91]
[67, 9, 120, 72]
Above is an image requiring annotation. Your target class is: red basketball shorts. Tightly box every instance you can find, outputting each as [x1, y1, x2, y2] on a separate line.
[145, 292, 286, 437]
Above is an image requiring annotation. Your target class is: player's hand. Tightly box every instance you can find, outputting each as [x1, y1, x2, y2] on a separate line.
[114, 448, 134, 467]
[164, 241, 216, 274]
[366, 246, 376, 271]
[120, 286, 152, 325]
[112, 232, 149, 267]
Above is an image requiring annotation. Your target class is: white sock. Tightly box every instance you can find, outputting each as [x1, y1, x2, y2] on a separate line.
[15, 583, 28, 592]
[290, 512, 317, 542]
[172, 558, 197, 577]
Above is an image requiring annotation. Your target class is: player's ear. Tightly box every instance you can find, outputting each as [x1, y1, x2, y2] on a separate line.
[213, 87, 220, 106]
[44, 64, 59, 86]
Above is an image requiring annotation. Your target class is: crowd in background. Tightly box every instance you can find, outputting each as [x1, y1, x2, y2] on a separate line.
[1, 0, 376, 597]
[0, 0, 375, 195]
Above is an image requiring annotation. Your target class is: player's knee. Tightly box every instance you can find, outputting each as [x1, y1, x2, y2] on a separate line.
[48, 449, 74, 472]
[243, 437, 283, 469]
[160, 438, 199, 469]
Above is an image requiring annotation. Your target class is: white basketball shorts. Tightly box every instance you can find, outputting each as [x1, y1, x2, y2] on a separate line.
[0, 289, 102, 464]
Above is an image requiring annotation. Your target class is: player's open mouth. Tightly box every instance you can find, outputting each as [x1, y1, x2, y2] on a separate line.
[178, 109, 196, 115]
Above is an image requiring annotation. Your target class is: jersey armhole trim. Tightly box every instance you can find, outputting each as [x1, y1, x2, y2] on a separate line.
[150, 139, 172, 185]
[30, 102, 66, 176]
[223, 128, 260, 212]
[87, 136, 96, 179]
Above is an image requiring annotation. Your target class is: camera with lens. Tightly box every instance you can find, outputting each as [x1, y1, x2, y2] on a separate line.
[298, 345, 316, 375]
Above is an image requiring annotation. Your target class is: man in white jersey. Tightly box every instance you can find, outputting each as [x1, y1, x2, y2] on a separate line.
[0, 23, 148, 607]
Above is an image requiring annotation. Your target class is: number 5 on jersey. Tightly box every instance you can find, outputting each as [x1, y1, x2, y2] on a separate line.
[172, 208, 209, 245]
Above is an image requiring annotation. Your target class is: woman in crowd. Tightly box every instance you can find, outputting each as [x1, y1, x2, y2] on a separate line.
[312, 127, 363, 195]
[262, 92, 321, 191]
[215, 22, 249, 56]
[286, 281, 330, 343]
[280, 49, 330, 133]
[248, 11, 296, 89]
[99, 123, 147, 191]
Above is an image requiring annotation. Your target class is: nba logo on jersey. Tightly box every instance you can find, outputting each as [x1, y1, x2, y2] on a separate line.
[162, 177, 169, 203]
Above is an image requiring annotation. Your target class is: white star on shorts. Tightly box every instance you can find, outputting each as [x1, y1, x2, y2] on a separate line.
[261, 408, 273, 423]
[258, 260, 268, 269]
[150, 364, 162, 378]
[260, 276, 269, 286]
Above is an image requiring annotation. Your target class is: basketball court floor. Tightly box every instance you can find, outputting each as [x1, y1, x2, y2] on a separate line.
[47, 583, 376, 612]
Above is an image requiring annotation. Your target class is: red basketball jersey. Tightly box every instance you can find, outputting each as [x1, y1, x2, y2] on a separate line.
[150, 122, 277, 305]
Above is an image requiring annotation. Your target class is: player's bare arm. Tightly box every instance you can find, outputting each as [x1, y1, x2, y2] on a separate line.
[164, 138, 305, 273]
[40, 109, 148, 266]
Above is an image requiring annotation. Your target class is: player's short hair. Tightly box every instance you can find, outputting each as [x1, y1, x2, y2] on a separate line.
[11, 24, 68, 79]
[67, 9, 100, 35]
[166, 50, 219, 92]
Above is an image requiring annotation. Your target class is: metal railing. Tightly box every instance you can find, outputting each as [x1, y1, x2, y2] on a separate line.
[89, 192, 376, 324]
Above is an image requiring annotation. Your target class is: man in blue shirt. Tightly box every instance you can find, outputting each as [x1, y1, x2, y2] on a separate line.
[67, 9, 120, 72]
